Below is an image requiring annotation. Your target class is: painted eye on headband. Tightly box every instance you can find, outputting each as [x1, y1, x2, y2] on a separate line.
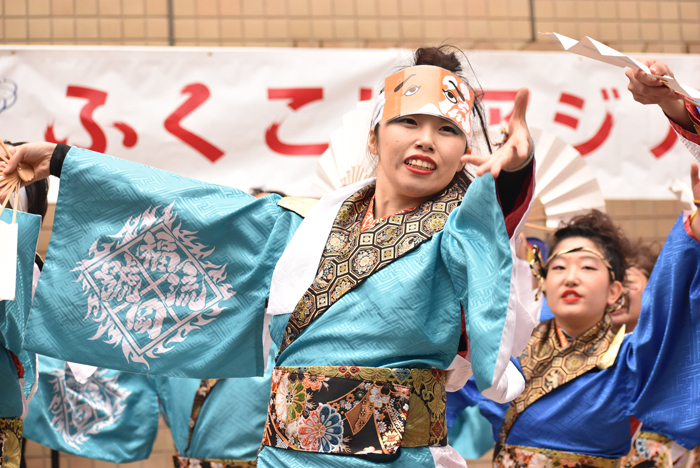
[404, 85, 420, 96]
[443, 89, 458, 104]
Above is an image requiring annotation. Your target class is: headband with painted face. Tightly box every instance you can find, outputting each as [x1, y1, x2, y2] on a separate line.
[372, 66, 474, 143]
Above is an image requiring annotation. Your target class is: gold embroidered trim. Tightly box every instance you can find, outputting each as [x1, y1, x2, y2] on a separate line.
[495, 444, 620, 468]
[278, 181, 465, 356]
[277, 197, 318, 218]
[277, 365, 448, 447]
[0, 419, 23, 468]
[637, 432, 672, 445]
[174, 455, 256, 468]
[597, 324, 626, 370]
[500, 315, 616, 443]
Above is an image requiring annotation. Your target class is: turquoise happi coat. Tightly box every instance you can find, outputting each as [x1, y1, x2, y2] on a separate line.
[23, 357, 160, 463]
[25, 147, 530, 467]
[1, 209, 41, 419]
[154, 347, 277, 464]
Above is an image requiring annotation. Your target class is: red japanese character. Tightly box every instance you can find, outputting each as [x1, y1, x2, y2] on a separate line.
[265, 88, 329, 156]
[164, 83, 225, 163]
[45, 85, 137, 153]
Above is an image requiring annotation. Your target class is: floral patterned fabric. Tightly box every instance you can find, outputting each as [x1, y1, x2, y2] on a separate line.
[277, 181, 465, 357]
[262, 366, 447, 456]
[0, 419, 22, 468]
[620, 432, 672, 468]
[185, 379, 221, 453]
[174, 455, 255, 468]
[494, 444, 620, 468]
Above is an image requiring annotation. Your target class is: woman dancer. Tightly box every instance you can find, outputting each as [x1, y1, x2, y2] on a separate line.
[7, 47, 535, 467]
[465, 207, 700, 467]
[610, 242, 657, 334]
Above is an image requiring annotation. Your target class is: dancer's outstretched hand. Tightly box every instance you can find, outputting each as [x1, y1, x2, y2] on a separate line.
[462, 87, 532, 178]
[690, 163, 700, 238]
[625, 58, 693, 131]
[2, 142, 56, 185]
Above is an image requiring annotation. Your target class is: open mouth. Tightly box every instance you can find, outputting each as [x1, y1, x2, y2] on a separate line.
[404, 156, 437, 174]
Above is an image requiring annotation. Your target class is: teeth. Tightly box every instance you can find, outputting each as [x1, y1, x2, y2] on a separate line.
[405, 159, 436, 170]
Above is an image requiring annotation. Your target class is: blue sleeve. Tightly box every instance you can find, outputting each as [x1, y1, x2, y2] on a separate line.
[23, 356, 160, 463]
[0, 210, 42, 403]
[454, 377, 508, 442]
[25, 148, 302, 378]
[621, 216, 700, 448]
[151, 376, 200, 455]
[0, 348, 23, 418]
[440, 175, 514, 393]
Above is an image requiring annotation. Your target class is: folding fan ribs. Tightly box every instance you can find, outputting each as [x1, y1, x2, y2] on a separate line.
[0, 140, 35, 220]
[531, 127, 606, 229]
[483, 126, 606, 232]
[313, 100, 375, 195]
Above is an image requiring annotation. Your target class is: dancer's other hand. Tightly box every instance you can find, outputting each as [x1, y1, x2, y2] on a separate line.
[625, 58, 694, 131]
[462, 87, 533, 178]
[2, 142, 56, 185]
[690, 163, 700, 239]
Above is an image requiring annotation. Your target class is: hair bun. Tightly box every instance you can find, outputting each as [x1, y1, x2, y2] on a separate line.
[414, 46, 463, 75]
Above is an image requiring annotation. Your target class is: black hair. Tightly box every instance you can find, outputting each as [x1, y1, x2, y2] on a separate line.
[545, 210, 632, 283]
[249, 187, 287, 198]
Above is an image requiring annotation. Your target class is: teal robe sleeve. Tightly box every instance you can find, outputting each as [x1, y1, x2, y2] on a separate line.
[25, 148, 302, 378]
[0, 209, 41, 417]
[23, 356, 160, 463]
[439, 174, 515, 394]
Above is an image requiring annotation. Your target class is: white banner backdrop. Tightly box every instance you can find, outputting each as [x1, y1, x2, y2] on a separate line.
[0, 46, 699, 200]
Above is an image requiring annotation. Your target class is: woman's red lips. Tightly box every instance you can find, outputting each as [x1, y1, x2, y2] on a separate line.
[561, 289, 581, 303]
[404, 155, 437, 175]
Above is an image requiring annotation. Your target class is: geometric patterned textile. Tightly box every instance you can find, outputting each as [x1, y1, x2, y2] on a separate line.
[185, 379, 221, 454]
[174, 456, 255, 468]
[619, 432, 672, 468]
[278, 181, 465, 356]
[0, 419, 22, 468]
[499, 315, 616, 443]
[262, 366, 447, 456]
[494, 443, 620, 468]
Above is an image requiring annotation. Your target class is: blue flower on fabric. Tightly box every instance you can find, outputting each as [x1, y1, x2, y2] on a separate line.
[297, 404, 343, 453]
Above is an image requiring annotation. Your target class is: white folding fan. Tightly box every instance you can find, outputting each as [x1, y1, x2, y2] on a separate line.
[312, 100, 375, 195]
[528, 127, 606, 229]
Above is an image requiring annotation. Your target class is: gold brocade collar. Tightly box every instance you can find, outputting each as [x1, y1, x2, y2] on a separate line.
[499, 314, 618, 443]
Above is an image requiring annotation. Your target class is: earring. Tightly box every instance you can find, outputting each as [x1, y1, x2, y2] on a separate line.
[529, 245, 546, 301]
[606, 294, 626, 313]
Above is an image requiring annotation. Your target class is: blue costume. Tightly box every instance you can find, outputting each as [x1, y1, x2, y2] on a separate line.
[466, 216, 700, 467]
